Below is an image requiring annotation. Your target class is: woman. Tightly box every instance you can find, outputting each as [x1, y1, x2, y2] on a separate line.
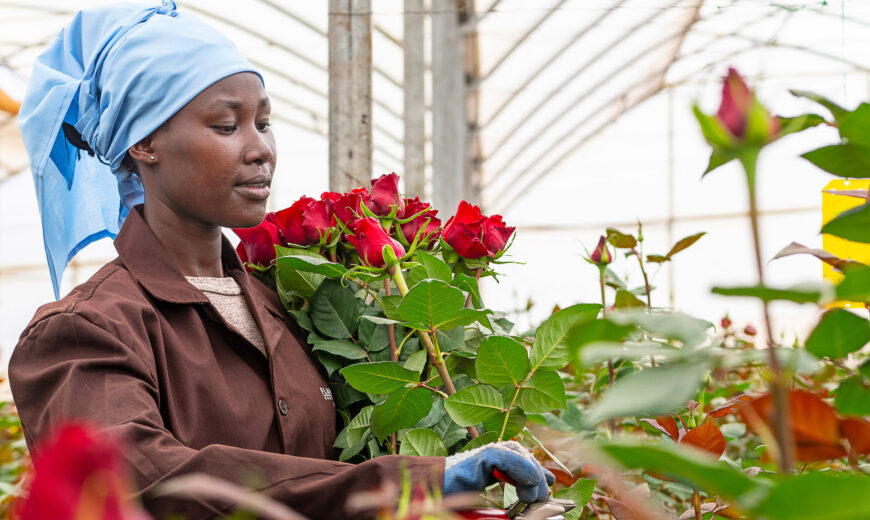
[10, 2, 553, 518]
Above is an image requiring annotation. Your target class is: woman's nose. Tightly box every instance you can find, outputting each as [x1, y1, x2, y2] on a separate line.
[243, 128, 274, 165]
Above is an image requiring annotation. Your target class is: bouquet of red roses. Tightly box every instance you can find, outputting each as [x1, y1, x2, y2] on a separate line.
[234, 173, 588, 461]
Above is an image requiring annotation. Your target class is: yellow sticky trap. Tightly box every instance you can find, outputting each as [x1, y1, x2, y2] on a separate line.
[822, 179, 870, 308]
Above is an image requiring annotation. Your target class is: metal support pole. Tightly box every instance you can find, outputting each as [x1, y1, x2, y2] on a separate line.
[431, 0, 478, 213]
[329, 0, 373, 192]
[404, 0, 426, 199]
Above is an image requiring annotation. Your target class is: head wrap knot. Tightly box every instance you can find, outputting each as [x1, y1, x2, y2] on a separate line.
[18, 0, 261, 298]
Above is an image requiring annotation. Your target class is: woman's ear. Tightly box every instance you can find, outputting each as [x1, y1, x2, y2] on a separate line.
[127, 136, 157, 165]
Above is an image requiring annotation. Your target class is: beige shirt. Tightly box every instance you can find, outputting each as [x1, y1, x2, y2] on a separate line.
[185, 275, 266, 354]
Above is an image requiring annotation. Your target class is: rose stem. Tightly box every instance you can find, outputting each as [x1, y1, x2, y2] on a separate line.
[599, 266, 615, 386]
[692, 489, 701, 520]
[388, 265, 478, 438]
[384, 281, 399, 453]
[742, 152, 794, 472]
[464, 267, 483, 308]
[631, 246, 656, 367]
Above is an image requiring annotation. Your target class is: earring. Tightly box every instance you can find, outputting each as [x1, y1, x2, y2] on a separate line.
[149, 155, 155, 161]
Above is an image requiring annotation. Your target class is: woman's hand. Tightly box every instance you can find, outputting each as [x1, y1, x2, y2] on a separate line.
[443, 441, 555, 504]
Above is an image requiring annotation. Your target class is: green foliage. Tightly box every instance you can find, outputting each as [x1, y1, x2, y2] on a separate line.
[444, 384, 505, 426]
[309, 279, 359, 339]
[712, 284, 823, 304]
[530, 304, 602, 371]
[399, 428, 447, 457]
[821, 202, 870, 243]
[805, 309, 870, 359]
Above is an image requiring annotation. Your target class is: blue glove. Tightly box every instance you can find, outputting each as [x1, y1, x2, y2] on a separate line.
[443, 441, 556, 504]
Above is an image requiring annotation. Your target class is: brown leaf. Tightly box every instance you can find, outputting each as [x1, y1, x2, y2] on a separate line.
[707, 394, 753, 418]
[666, 232, 706, 258]
[639, 416, 680, 442]
[740, 390, 841, 446]
[604, 497, 643, 520]
[840, 417, 870, 455]
[542, 462, 578, 487]
[646, 254, 669, 264]
[794, 440, 847, 461]
[606, 227, 638, 249]
[771, 241, 862, 271]
[824, 189, 870, 200]
[681, 419, 727, 458]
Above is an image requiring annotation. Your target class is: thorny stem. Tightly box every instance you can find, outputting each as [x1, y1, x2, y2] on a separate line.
[742, 153, 794, 473]
[387, 265, 478, 438]
[464, 267, 484, 308]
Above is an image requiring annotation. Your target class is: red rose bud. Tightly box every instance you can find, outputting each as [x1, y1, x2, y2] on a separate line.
[721, 316, 732, 329]
[233, 217, 283, 269]
[743, 325, 757, 336]
[715, 67, 779, 143]
[717, 68, 753, 138]
[590, 236, 612, 265]
[333, 188, 370, 231]
[301, 197, 336, 243]
[481, 214, 515, 256]
[399, 197, 441, 245]
[346, 218, 406, 267]
[17, 423, 150, 520]
[368, 173, 405, 216]
[269, 196, 315, 246]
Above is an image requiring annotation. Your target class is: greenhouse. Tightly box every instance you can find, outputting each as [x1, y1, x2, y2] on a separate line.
[0, 0, 869, 518]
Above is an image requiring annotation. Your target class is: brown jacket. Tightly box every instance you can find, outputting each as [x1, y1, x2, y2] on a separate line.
[9, 206, 443, 519]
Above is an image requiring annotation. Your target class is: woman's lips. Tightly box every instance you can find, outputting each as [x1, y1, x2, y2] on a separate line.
[234, 183, 271, 200]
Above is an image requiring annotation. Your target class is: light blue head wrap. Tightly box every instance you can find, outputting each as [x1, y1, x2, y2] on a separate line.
[18, 0, 262, 299]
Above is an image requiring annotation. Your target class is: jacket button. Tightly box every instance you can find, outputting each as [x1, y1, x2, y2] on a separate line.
[278, 399, 289, 415]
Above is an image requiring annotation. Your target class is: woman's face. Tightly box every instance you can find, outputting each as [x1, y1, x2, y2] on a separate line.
[140, 72, 276, 230]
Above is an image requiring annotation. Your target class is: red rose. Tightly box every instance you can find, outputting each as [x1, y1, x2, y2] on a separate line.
[399, 196, 441, 245]
[480, 214, 515, 255]
[301, 196, 336, 243]
[333, 188, 370, 231]
[320, 191, 342, 202]
[443, 201, 516, 259]
[233, 217, 283, 269]
[368, 173, 405, 216]
[590, 236, 612, 265]
[346, 218, 406, 267]
[268, 196, 314, 246]
[16, 423, 150, 520]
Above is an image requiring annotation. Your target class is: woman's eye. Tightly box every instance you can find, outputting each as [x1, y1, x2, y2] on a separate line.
[213, 125, 236, 134]
[257, 121, 272, 132]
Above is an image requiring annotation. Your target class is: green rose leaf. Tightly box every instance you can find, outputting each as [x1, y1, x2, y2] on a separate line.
[711, 284, 822, 304]
[751, 472, 870, 520]
[399, 428, 447, 457]
[837, 265, 870, 302]
[345, 406, 374, 447]
[357, 316, 391, 352]
[274, 247, 326, 299]
[275, 254, 348, 279]
[433, 326, 466, 353]
[340, 361, 420, 394]
[475, 336, 530, 387]
[452, 273, 482, 308]
[822, 202, 870, 243]
[805, 309, 870, 359]
[415, 251, 453, 283]
[460, 431, 500, 452]
[371, 387, 432, 441]
[803, 143, 870, 178]
[586, 362, 709, 423]
[614, 289, 645, 309]
[310, 279, 359, 339]
[516, 370, 567, 413]
[311, 339, 368, 360]
[607, 310, 711, 348]
[530, 304, 602, 371]
[483, 407, 527, 440]
[553, 479, 597, 520]
[834, 376, 870, 417]
[399, 279, 483, 330]
[444, 384, 506, 426]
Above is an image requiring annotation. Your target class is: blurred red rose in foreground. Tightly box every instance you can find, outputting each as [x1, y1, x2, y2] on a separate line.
[16, 423, 150, 520]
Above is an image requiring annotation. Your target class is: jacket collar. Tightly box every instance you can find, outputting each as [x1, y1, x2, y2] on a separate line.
[114, 205, 244, 304]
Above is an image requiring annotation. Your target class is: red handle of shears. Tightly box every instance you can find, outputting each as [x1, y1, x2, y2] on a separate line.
[492, 468, 516, 486]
